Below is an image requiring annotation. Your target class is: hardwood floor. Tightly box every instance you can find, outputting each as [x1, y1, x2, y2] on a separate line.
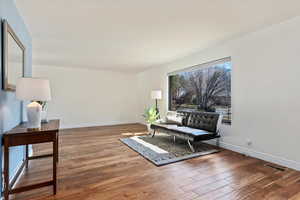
[10, 123, 300, 200]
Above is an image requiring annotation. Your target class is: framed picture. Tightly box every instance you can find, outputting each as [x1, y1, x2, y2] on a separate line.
[2, 19, 25, 91]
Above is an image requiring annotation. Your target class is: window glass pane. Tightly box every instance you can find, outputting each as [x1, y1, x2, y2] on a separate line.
[169, 58, 232, 124]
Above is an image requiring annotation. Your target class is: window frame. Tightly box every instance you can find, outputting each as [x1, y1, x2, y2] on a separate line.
[167, 57, 232, 125]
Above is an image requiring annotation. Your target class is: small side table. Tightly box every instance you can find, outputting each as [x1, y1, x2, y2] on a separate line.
[3, 120, 60, 200]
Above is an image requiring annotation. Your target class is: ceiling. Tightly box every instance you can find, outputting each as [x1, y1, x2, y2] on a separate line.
[16, 0, 300, 72]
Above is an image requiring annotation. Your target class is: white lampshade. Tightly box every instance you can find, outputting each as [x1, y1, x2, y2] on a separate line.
[16, 78, 51, 101]
[151, 90, 162, 100]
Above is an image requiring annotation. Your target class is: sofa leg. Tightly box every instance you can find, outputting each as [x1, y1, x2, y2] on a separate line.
[151, 129, 156, 138]
[187, 140, 195, 153]
[216, 138, 220, 147]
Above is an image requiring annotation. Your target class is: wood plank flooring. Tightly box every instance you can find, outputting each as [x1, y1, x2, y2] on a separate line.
[10, 123, 300, 200]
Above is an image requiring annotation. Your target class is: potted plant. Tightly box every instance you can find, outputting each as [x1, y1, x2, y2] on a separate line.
[143, 106, 159, 131]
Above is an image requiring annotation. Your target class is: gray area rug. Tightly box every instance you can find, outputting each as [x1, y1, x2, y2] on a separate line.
[120, 134, 219, 166]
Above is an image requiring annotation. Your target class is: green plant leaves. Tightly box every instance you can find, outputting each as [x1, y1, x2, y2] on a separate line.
[143, 106, 159, 124]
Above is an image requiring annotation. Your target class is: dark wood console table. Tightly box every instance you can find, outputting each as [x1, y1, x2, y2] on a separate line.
[3, 119, 60, 200]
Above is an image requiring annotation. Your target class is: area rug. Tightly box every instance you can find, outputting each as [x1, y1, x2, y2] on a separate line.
[120, 133, 220, 166]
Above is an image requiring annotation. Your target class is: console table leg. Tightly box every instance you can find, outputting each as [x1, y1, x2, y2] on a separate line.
[56, 133, 59, 163]
[53, 140, 57, 195]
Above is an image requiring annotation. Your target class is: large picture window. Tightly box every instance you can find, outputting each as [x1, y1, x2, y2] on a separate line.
[168, 57, 232, 124]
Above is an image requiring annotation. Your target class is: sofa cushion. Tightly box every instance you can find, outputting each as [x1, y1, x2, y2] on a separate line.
[186, 112, 219, 133]
[170, 126, 212, 136]
[151, 122, 220, 142]
[177, 111, 190, 126]
[165, 111, 183, 125]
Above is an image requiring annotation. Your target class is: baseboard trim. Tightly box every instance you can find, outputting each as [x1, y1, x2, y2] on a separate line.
[205, 140, 300, 171]
[60, 121, 140, 129]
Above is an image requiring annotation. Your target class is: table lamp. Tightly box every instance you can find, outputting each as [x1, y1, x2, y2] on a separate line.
[151, 90, 162, 117]
[16, 78, 51, 129]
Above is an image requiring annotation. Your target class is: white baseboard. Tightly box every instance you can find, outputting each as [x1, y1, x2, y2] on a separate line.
[205, 140, 300, 171]
[60, 120, 140, 129]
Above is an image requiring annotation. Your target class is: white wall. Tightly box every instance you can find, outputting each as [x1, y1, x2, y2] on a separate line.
[33, 66, 139, 129]
[137, 16, 300, 170]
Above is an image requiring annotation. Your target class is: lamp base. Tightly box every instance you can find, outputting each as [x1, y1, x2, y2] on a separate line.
[26, 102, 42, 129]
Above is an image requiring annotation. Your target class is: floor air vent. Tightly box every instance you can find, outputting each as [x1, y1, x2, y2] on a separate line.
[264, 164, 286, 171]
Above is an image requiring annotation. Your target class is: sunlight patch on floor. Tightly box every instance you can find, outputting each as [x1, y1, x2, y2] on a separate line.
[121, 131, 147, 136]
